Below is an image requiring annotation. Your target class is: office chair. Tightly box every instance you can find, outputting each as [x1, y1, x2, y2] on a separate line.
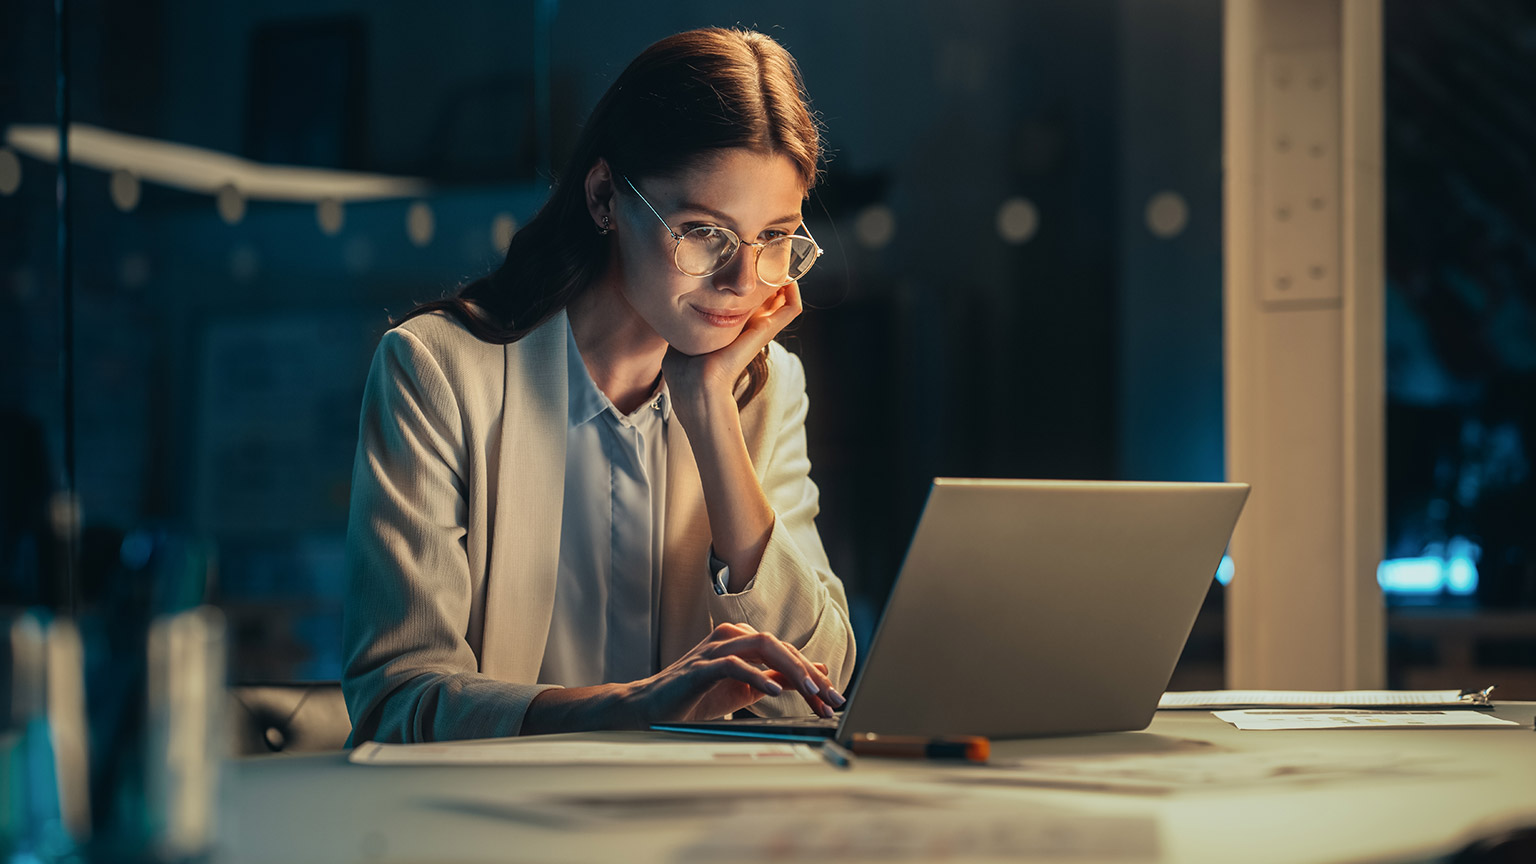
[229, 682, 351, 755]
[1450, 826, 1536, 864]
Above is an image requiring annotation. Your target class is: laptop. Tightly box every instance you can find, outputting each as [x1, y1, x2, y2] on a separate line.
[654, 478, 1249, 742]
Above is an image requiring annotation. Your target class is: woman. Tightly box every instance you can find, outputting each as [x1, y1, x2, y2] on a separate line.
[342, 28, 855, 743]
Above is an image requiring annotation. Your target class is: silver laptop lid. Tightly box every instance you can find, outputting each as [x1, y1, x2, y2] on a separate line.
[837, 479, 1249, 740]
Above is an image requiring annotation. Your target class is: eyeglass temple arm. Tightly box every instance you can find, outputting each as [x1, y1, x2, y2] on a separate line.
[621, 175, 684, 241]
[799, 221, 825, 256]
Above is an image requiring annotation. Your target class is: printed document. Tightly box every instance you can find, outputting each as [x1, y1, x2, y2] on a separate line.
[1160, 689, 1487, 710]
[350, 739, 822, 766]
[1211, 710, 1519, 731]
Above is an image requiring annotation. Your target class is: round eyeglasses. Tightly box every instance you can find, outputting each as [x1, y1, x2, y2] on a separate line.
[622, 175, 823, 287]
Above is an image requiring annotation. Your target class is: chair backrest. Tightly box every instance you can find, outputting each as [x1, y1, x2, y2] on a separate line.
[229, 682, 351, 755]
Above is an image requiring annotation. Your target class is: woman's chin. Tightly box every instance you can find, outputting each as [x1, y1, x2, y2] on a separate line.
[667, 328, 740, 357]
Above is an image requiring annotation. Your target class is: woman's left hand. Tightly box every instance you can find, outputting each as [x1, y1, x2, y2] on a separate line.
[662, 282, 801, 417]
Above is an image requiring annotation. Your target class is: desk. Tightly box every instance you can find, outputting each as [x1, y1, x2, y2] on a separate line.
[223, 704, 1536, 864]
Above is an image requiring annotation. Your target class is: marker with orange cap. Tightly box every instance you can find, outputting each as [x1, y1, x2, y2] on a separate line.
[844, 733, 990, 763]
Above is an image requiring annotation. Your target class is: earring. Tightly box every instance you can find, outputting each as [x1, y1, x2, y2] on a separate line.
[598, 216, 611, 236]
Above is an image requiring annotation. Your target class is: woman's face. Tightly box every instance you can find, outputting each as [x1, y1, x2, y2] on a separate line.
[608, 149, 807, 356]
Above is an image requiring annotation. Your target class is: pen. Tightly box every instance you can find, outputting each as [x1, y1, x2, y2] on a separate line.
[844, 733, 990, 763]
[1458, 685, 1496, 706]
[820, 739, 855, 769]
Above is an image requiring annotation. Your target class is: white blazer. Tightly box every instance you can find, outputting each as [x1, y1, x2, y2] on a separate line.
[342, 309, 855, 743]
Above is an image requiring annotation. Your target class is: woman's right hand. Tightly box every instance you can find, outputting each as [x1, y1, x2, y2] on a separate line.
[522, 622, 844, 735]
[624, 622, 844, 726]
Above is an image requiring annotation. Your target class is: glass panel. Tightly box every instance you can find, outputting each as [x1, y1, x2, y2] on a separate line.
[1385, 2, 1536, 697]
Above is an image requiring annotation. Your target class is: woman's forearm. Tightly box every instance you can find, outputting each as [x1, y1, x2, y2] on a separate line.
[522, 682, 640, 735]
[676, 388, 775, 594]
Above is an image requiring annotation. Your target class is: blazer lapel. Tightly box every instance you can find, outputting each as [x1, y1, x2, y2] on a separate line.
[480, 312, 568, 681]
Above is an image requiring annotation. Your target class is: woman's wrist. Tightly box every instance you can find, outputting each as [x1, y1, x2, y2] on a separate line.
[671, 381, 738, 434]
[522, 680, 642, 735]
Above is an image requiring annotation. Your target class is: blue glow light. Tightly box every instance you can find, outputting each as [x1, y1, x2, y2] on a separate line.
[1377, 537, 1480, 596]
[1445, 557, 1477, 595]
[1214, 554, 1234, 586]
[1216, 544, 1480, 598]
[1377, 557, 1445, 594]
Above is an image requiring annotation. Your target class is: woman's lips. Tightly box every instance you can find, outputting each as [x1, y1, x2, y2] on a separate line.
[691, 304, 751, 327]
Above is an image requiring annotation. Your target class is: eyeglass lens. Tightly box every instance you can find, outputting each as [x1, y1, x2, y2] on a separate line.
[674, 227, 817, 285]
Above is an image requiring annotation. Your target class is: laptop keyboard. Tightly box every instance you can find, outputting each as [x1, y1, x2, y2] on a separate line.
[738, 715, 839, 728]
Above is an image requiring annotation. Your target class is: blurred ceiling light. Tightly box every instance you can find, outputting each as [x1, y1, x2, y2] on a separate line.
[0, 147, 20, 195]
[491, 212, 517, 252]
[216, 184, 246, 225]
[4, 123, 427, 202]
[110, 169, 141, 212]
[854, 204, 895, 249]
[1145, 191, 1190, 239]
[407, 201, 435, 247]
[316, 198, 345, 235]
[996, 197, 1039, 245]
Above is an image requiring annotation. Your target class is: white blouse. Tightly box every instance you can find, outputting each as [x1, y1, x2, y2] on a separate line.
[539, 321, 671, 686]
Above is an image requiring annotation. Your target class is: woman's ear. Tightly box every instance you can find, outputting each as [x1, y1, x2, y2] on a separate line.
[585, 158, 616, 233]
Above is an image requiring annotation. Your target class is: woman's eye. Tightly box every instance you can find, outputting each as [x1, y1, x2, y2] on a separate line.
[762, 230, 789, 241]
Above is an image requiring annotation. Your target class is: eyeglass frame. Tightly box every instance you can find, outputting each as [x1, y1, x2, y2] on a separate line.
[619, 174, 824, 286]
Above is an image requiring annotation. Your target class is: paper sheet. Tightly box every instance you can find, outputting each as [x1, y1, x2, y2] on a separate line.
[1211, 710, 1520, 730]
[349, 739, 822, 766]
[1160, 689, 1482, 710]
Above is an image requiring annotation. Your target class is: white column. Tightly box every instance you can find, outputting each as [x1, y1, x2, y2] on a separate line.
[1223, 0, 1385, 688]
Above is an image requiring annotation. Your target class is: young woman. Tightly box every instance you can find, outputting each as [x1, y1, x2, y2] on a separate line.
[342, 28, 855, 742]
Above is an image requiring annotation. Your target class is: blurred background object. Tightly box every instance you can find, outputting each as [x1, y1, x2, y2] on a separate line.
[1, 610, 90, 863]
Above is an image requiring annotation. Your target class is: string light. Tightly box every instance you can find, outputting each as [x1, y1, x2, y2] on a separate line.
[109, 169, 140, 212]
[317, 198, 344, 235]
[0, 124, 559, 258]
[491, 212, 517, 251]
[216, 184, 246, 225]
[406, 201, 435, 247]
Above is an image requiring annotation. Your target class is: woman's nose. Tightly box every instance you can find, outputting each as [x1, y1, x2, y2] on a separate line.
[711, 243, 757, 296]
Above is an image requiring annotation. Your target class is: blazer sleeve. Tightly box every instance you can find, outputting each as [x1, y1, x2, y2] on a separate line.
[705, 347, 857, 711]
[342, 328, 556, 743]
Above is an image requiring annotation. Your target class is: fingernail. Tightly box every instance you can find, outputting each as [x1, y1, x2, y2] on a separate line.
[827, 689, 846, 708]
[765, 680, 784, 695]
[819, 702, 834, 719]
[802, 676, 818, 695]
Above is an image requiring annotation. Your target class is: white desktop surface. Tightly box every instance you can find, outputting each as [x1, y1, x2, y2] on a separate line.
[222, 704, 1536, 864]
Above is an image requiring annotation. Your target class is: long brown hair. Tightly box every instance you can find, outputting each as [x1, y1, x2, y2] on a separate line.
[398, 28, 822, 407]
